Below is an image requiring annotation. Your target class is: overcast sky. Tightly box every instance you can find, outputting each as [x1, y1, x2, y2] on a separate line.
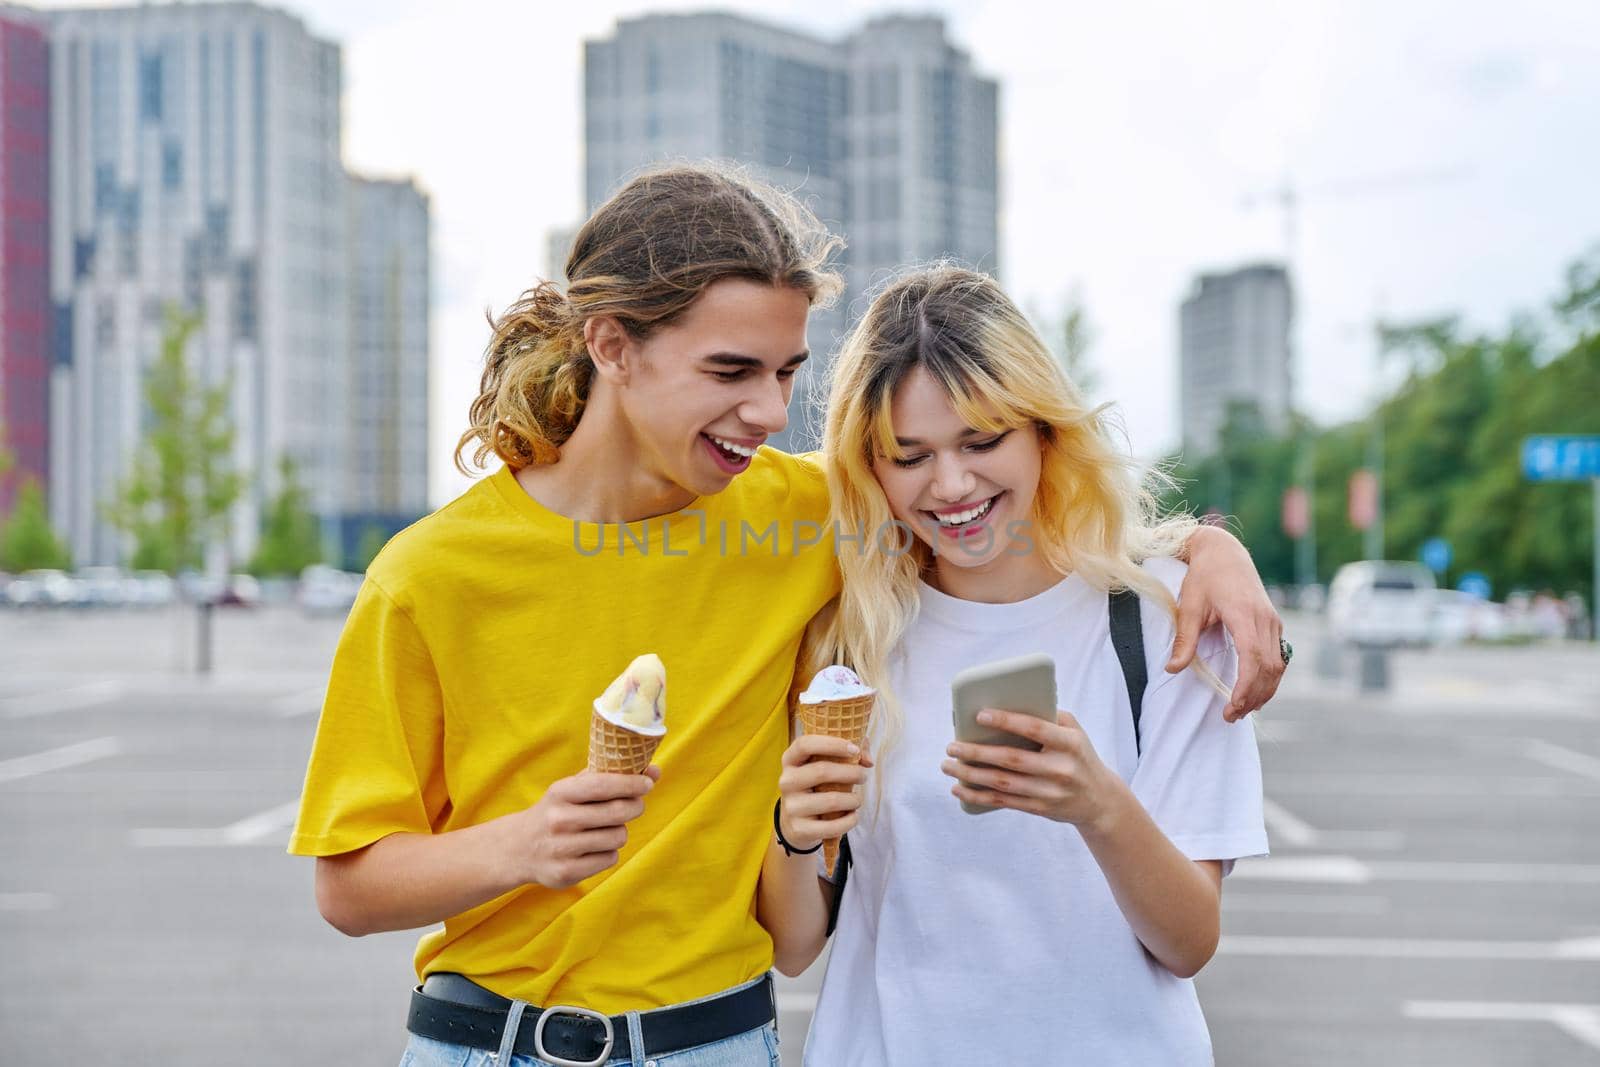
[50, 1, 1600, 506]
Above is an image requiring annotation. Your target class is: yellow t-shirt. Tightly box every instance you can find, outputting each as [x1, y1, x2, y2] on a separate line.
[288, 449, 840, 1012]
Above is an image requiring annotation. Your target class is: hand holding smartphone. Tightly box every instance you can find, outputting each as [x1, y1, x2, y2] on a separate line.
[950, 653, 1058, 814]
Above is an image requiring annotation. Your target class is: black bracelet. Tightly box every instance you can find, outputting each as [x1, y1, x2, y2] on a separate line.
[773, 798, 821, 856]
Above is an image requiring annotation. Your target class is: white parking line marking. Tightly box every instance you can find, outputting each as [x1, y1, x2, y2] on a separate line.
[1234, 855, 1600, 885]
[0, 893, 56, 911]
[1404, 1002, 1600, 1052]
[1318, 830, 1408, 849]
[1221, 935, 1600, 961]
[1233, 855, 1372, 883]
[1261, 797, 1406, 851]
[1262, 797, 1318, 847]
[1521, 740, 1600, 783]
[221, 800, 302, 843]
[1373, 861, 1600, 885]
[1224, 893, 1389, 915]
[270, 687, 326, 718]
[1386, 699, 1598, 720]
[130, 799, 301, 847]
[1, 681, 125, 718]
[1268, 773, 1600, 797]
[0, 737, 121, 784]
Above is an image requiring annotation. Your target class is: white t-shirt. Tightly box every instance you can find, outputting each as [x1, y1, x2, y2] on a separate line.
[803, 558, 1268, 1066]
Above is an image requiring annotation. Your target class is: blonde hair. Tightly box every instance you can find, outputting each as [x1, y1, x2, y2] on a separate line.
[804, 265, 1223, 782]
[457, 163, 844, 474]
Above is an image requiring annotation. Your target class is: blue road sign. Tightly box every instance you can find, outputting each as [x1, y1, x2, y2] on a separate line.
[1457, 572, 1492, 599]
[1522, 436, 1600, 482]
[1421, 538, 1452, 573]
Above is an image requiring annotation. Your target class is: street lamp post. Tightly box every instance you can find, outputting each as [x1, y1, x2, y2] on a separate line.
[1365, 303, 1390, 563]
[1365, 402, 1384, 562]
[1296, 436, 1317, 589]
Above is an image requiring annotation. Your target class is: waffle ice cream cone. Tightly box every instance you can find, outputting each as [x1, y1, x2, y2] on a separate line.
[587, 706, 664, 774]
[797, 668, 876, 876]
[588, 653, 667, 774]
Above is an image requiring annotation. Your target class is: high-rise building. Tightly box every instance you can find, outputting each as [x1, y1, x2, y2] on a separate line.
[342, 174, 430, 561]
[840, 16, 999, 300]
[47, 2, 346, 565]
[1179, 263, 1293, 456]
[581, 12, 998, 451]
[0, 9, 50, 516]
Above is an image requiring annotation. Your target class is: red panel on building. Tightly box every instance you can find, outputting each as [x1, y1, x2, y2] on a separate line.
[0, 14, 51, 516]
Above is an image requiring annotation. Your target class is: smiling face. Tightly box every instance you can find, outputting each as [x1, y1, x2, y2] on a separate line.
[870, 365, 1047, 583]
[611, 277, 812, 497]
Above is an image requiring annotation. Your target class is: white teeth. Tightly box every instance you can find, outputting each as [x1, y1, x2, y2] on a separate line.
[710, 436, 756, 458]
[935, 497, 995, 527]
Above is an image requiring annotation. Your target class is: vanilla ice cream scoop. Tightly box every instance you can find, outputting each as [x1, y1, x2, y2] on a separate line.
[799, 664, 875, 704]
[597, 653, 667, 730]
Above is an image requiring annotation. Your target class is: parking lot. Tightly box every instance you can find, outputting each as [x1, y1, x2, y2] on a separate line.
[2, 604, 1598, 1064]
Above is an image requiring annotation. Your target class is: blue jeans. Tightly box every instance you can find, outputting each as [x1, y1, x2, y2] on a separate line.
[397, 974, 782, 1067]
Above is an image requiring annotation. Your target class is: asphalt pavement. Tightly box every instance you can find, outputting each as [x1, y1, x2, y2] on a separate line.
[2, 605, 1597, 1064]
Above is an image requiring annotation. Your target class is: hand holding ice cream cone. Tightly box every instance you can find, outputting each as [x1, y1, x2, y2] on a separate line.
[789, 666, 876, 876]
[777, 734, 874, 871]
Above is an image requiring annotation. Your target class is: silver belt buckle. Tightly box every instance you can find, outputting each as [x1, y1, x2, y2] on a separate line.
[533, 1005, 615, 1067]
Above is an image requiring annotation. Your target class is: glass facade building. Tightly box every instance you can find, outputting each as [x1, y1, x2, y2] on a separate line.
[583, 13, 999, 452]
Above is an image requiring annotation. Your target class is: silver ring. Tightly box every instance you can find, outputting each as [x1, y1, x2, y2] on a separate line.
[1280, 637, 1294, 666]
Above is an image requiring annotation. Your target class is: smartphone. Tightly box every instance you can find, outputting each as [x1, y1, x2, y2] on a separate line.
[950, 653, 1059, 814]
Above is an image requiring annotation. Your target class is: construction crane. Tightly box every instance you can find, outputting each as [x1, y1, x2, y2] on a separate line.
[1239, 165, 1474, 273]
[1238, 165, 1473, 587]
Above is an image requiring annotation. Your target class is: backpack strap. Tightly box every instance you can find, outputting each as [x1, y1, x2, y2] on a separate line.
[1108, 589, 1148, 756]
[828, 594, 1146, 930]
[824, 833, 852, 936]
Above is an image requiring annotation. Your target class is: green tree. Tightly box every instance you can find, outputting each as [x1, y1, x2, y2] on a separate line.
[1450, 324, 1599, 599]
[0, 480, 73, 572]
[248, 454, 323, 577]
[103, 309, 246, 573]
[1376, 318, 1496, 575]
[1305, 421, 1366, 583]
[1, 416, 15, 505]
[1160, 402, 1300, 587]
[1554, 242, 1600, 334]
[1161, 246, 1600, 602]
[1, 418, 74, 572]
[1033, 289, 1099, 395]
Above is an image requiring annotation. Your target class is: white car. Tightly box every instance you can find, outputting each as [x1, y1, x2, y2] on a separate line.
[1327, 561, 1437, 648]
[130, 570, 178, 607]
[76, 566, 132, 608]
[298, 565, 363, 616]
[1429, 589, 1508, 645]
[5, 569, 81, 607]
[1296, 584, 1327, 613]
[177, 570, 227, 604]
[222, 573, 262, 608]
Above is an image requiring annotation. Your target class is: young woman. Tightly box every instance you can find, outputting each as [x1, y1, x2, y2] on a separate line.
[290, 166, 1280, 1067]
[768, 266, 1270, 1065]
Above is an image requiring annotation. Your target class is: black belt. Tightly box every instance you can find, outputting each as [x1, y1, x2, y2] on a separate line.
[407, 972, 775, 1066]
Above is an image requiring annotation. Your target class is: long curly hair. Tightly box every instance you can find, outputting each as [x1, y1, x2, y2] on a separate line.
[456, 163, 844, 474]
